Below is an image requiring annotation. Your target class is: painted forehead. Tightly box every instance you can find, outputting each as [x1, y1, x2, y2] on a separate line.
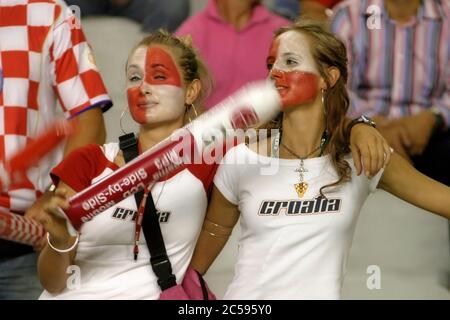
[128, 45, 182, 87]
[270, 30, 318, 74]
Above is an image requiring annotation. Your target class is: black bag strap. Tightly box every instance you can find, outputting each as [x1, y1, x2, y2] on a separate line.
[119, 133, 139, 164]
[197, 270, 210, 300]
[119, 133, 177, 291]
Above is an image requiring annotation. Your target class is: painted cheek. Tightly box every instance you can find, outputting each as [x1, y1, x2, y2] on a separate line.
[145, 47, 181, 87]
[127, 87, 147, 124]
[279, 71, 320, 109]
[150, 85, 185, 119]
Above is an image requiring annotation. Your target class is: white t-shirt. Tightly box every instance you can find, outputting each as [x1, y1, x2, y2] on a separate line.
[214, 144, 383, 300]
[40, 142, 217, 299]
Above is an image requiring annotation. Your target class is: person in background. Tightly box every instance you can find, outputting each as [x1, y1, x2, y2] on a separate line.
[331, 0, 450, 258]
[271, 0, 343, 21]
[269, 0, 299, 20]
[176, 0, 290, 110]
[0, 0, 112, 299]
[330, 0, 450, 191]
[66, 0, 190, 33]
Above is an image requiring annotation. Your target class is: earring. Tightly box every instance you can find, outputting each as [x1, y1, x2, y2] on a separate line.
[191, 103, 198, 117]
[186, 103, 198, 123]
[321, 89, 326, 115]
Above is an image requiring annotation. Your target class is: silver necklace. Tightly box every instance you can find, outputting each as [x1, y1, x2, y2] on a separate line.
[280, 143, 321, 198]
[280, 131, 328, 198]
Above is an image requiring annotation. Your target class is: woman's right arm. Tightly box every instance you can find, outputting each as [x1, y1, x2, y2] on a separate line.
[37, 182, 78, 294]
[190, 185, 240, 275]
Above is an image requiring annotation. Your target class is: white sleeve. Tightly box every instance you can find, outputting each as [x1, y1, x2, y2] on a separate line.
[348, 154, 384, 193]
[369, 168, 384, 192]
[213, 146, 242, 205]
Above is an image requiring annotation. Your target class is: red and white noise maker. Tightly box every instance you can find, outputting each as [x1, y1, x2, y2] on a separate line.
[0, 211, 45, 247]
[60, 81, 281, 232]
[0, 120, 77, 191]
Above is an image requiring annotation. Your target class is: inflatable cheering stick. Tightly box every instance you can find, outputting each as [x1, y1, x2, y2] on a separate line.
[0, 211, 45, 247]
[60, 80, 281, 232]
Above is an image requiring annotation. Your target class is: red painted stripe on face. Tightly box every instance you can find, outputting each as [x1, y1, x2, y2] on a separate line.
[127, 86, 148, 124]
[144, 46, 182, 87]
[271, 70, 319, 109]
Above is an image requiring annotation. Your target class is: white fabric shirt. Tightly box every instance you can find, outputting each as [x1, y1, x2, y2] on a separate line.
[40, 142, 214, 299]
[214, 144, 383, 300]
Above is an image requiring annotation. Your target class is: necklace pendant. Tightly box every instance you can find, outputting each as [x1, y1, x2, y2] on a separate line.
[295, 166, 308, 174]
[294, 182, 308, 198]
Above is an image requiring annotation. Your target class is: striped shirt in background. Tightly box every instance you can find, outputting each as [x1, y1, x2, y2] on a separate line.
[330, 0, 450, 128]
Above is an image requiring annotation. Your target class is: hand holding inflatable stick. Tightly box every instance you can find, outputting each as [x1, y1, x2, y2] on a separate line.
[0, 120, 76, 245]
[59, 81, 281, 232]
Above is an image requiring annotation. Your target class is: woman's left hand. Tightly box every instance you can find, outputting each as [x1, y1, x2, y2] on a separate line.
[350, 124, 392, 177]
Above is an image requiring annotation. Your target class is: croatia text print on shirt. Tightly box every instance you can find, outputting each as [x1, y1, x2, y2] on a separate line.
[258, 197, 342, 216]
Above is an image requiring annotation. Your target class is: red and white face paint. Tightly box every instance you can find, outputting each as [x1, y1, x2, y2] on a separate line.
[267, 31, 320, 110]
[126, 46, 186, 125]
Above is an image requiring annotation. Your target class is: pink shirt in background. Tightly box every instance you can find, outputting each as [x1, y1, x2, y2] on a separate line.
[176, 0, 290, 109]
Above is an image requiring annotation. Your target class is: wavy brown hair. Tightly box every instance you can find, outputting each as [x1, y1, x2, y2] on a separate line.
[267, 19, 352, 197]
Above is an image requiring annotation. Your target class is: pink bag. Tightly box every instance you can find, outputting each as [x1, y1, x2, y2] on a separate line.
[159, 284, 190, 300]
[159, 267, 216, 300]
[181, 267, 216, 300]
